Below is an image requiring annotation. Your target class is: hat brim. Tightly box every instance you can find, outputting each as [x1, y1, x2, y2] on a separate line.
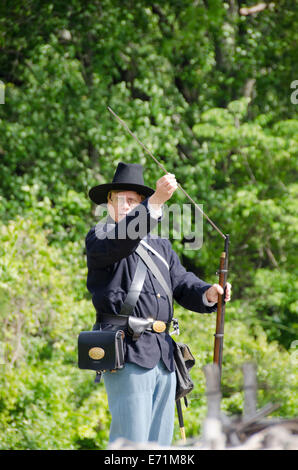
[89, 183, 155, 205]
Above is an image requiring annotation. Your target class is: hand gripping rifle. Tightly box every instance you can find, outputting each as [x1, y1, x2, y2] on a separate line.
[107, 106, 230, 439]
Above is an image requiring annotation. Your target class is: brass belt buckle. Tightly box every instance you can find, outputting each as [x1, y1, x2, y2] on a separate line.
[152, 320, 166, 333]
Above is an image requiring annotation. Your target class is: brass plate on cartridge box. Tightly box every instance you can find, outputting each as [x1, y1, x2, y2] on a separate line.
[88, 347, 105, 360]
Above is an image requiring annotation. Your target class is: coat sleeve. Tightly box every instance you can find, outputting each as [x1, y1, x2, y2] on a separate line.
[166, 241, 217, 314]
[86, 198, 160, 269]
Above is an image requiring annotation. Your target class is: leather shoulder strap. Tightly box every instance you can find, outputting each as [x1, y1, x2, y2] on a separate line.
[140, 239, 169, 270]
[120, 256, 147, 316]
[135, 244, 173, 307]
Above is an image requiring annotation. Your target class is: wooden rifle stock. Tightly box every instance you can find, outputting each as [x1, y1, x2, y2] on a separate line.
[213, 235, 230, 377]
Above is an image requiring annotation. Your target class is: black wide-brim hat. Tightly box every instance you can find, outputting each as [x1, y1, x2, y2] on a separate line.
[89, 162, 155, 205]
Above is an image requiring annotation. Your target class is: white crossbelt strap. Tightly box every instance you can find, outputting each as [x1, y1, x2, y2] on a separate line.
[140, 239, 169, 271]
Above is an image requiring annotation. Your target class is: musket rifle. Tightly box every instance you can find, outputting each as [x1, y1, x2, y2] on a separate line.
[213, 234, 229, 377]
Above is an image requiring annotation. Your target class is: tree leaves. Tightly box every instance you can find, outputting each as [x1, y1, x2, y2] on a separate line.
[0, 0, 297, 449]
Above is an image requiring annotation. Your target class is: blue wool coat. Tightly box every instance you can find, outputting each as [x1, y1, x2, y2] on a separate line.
[85, 198, 217, 372]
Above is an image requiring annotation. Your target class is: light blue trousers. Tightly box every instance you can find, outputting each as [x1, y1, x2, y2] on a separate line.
[103, 360, 176, 446]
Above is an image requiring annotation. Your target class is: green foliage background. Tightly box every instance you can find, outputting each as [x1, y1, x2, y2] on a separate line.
[0, 0, 297, 449]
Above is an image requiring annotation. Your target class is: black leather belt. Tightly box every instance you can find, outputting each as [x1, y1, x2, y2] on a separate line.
[98, 313, 171, 339]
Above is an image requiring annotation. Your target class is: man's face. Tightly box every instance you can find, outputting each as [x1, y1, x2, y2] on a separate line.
[108, 190, 143, 222]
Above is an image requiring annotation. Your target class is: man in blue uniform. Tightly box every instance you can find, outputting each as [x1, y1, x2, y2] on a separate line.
[85, 162, 231, 446]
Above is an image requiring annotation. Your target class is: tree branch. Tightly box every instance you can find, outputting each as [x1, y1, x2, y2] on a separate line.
[239, 3, 268, 16]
